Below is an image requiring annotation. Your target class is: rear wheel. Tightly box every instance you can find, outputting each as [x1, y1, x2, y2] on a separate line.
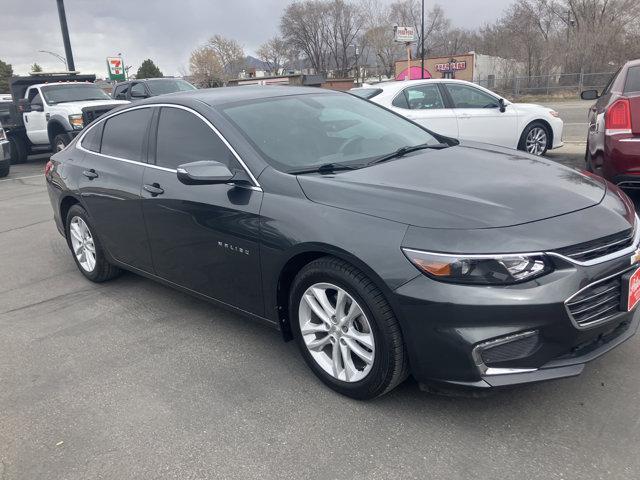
[290, 257, 409, 399]
[65, 204, 121, 283]
[518, 121, 550, 156]
[8, 134, 28, 164]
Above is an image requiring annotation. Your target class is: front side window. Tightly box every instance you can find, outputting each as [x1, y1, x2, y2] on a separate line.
[100, 108, 152, 161]
[403, 84, 445, 110]
[446, 84, 499, 109]
[130, 83, 146, 97]
[220, 92, 439, 172]
[30, 93, 43, 106]
[114, 84, 129, 99]
[155, 107, 237, 170]
[624, 66, 640, 93]
[41, 84, 111, 105]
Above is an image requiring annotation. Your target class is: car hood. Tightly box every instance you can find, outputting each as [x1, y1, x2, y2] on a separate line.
[296, 142, 606, 229]
[510, 102, 553, 114]
[51, 99, 129, 114]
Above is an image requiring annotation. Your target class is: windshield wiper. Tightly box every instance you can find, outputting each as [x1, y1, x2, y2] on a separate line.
[367, 142, 449, 166]
[288, 162, 358, 175]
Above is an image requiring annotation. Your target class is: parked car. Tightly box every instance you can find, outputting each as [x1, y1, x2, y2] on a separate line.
[112, 78, 196, 101]
[3, 73, 128, 164]
[351, 79, 564, 156]
[46, 86, 639, 399]
[0, 121, 10, 177]
[581, 59, 640, 186]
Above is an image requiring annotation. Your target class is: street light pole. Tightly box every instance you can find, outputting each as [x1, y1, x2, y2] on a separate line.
[421, 0, 425, 79]
[55, 0, 75, 71]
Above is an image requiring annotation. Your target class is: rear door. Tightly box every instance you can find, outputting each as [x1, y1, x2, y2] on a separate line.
[390, 83, 458, 138]
[141, 105, 264, 315]
[443, 83, 518, 148]
[77, 107, 154, 272]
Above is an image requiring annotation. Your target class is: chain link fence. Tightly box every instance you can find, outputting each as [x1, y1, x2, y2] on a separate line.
[475, 72, 615, 98]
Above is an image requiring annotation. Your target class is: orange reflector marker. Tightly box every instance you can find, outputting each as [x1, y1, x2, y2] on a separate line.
[414, 259, 452, 276]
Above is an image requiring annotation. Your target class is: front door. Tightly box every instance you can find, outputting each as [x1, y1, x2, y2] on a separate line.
[77, 107, 154, 272]
[23, 88, 48, 145]
[444, 83, 518, 149]
[390, 83, 459, 138]
[141, 106, 264, 315]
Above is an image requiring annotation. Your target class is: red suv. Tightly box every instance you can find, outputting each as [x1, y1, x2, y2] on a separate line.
[582, 59, 640, 186]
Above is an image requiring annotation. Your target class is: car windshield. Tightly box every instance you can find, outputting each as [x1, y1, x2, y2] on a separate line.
[41, 84, 111, 104]
[146, 79, 196, 95]
[219, 92, 440, 172]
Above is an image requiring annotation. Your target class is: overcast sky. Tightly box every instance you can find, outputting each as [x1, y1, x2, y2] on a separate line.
[1, 0, 515, 78]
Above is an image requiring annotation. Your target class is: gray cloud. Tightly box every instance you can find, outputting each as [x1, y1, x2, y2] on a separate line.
[1, 0, 515, 78]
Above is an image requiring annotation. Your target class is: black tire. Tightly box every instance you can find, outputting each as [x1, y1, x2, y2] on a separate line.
[65, 204, 121, 283]
[289, 256, 409, 399]
[53, 133, 72, 153]
[518, 121, 550, 156]
[0, 163, 9, 178]
[8, 134, 28, 164]
[585, 145, 595, 173]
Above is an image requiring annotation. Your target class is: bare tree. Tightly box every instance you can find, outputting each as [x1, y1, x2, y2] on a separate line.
[281, 1, 330, 74]
[257, 36, 288, 75]
[322, 0, 364, 77]
[388, 1, 450, 58]
[206, 34, 246, 81]
[189, 46, 223, 88]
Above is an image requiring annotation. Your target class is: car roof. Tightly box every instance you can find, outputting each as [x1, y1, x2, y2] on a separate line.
[135, 85, 336, 107]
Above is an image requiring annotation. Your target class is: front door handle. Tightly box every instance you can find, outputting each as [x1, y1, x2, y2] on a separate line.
[458, 113, 472, 119]
[143, 183, 164, 196]
[82, 169, 98, 180]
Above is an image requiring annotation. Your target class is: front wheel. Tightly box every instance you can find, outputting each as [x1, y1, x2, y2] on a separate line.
[0, 163, 9, 178]
[8, 134, 28, 164]
[290, 257, 409, 399]
[53, 133, 72, 153]
[518, 122, 550, 156]
[65, 204, 121, 282]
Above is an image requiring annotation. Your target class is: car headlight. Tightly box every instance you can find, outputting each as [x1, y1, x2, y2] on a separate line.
[402, 248, 552, 285]
[68, 114, 84, 130]
[549, 110, 560, 118]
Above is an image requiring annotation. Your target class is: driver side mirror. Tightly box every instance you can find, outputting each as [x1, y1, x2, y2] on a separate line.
[581, 89, 599, 101]
[498, 98, 507, 113]
[130, 91, 148, 99]
[177, 160, 240, 185]
[30, 103, 44, 112]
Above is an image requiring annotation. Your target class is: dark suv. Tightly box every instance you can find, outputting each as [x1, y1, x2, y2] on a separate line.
[582, 59, 640, 186]
[112, 78, 196, 101]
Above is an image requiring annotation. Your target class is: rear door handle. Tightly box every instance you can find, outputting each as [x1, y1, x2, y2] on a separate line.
[82, 169, 98, 179]
[143, 183, 164, 196]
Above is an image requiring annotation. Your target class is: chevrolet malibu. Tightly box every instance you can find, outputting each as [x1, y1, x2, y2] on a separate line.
[46, 86, 639, 399]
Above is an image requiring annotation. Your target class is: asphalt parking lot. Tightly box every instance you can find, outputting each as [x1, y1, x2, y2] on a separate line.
[2, 107, 640, 479]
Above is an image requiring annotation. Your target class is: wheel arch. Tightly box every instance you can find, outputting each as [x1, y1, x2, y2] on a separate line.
[519, 118, 553, 150]
[47, 118, 70, 144]
[274, 243, 400, 342]
[59, 194, 81, 234]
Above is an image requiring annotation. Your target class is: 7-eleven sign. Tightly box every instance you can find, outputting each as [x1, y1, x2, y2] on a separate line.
[106, 56, 126, 81]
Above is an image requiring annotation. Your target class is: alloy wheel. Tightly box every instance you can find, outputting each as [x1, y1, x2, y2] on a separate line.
[298, 283, 375, 382]
[525, 127, 547, 156]
[69, 216, 96, 272]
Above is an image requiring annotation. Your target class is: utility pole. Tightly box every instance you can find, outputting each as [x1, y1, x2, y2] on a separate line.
[421, 0, 425, 79]
[56, 0, 75, 71]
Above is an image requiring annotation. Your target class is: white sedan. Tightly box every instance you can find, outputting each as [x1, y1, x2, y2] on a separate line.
[350, 79, 563, 156]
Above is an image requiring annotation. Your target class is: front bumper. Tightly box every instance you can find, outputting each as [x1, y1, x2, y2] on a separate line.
[393, 250, 639, 389]
[550, 116, 564, 150]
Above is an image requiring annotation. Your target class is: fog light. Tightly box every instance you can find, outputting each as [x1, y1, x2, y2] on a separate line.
[472, 330, 540, 375]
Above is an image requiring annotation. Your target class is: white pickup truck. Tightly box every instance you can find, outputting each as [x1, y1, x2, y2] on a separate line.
[2, 73, 128, 163]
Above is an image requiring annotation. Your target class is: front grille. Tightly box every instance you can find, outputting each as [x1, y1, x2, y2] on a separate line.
[566, 274, 625, 328]
[555, 228, 634, 262]
[81, 104, 122, 125]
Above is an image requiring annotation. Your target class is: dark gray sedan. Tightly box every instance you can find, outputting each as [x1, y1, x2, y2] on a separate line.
[45, 86, 639, 399]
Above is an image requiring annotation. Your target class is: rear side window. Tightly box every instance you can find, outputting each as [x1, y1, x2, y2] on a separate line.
[100, 108, 152, 161]
[113, 84, 129, 100]
[392, 91, 410, 109]
[81, 123, 102, 152]
[155, 107, 237, 170]
[625, 66, 640, 93]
